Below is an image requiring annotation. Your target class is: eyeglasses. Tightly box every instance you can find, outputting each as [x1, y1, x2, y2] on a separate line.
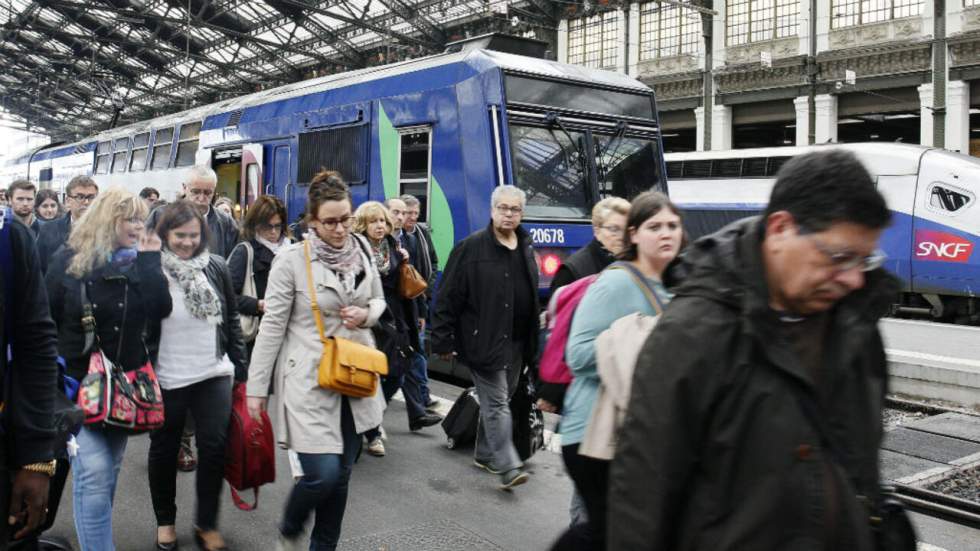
[316, 216, 354, 229]
[600, 224, 624, 234]
[70, 193, 97, 203]
[495, 205, 523, 216]
[803, 233, 886, 273]
[187, 188, 214, 198]
[258, 222, 284, 232]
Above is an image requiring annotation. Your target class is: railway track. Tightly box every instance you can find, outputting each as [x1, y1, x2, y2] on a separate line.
[890, 483, 980, 531]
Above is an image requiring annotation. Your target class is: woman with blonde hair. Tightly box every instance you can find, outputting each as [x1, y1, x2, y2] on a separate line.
[355, 202, 441, 457]
[246, 172, 385, 551]
[45, 187, 172, 551]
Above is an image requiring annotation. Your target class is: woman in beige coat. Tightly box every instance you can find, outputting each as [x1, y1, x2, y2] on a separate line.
[246, 171, 385, 551]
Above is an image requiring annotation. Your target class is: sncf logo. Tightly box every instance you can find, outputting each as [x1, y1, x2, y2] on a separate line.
[915, 230, 975, 263]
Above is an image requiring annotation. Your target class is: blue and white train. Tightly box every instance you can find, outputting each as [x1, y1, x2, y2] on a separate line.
[666, 143, 980, 323]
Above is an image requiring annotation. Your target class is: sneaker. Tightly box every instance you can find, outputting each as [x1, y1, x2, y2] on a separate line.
[500, 468, 529, 490]
[177, 440, 197, 472]
[473, 459, 504, 475]
[366, 437, 386, 457]
[275, 533, 304, 551]
[408, 413, 443, 431]
[379, 426, 387, 441]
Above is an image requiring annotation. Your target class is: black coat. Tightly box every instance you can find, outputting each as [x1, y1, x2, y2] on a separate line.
[227, 239, 276, 317]
[0, 213, 58, 467]
[45, 249, 173, 383]
[607, 217, 900, 551]
[548, 238, 615, 295]
[431, 223, 539, 371]
[374, 235, 421, 354]
[192, 255, 249, 382]
[36, 214, 72, 274]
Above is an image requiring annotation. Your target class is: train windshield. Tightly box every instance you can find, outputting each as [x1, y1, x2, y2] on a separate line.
[510, 125, 591, 219]
[594, 134, 658, 202]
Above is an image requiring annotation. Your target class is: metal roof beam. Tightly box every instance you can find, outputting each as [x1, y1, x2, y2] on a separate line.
[261, 0, 366, 68]
[89, 0, 209, 55]
[373, 0, 446, 46]
[165, 0, 253, 34]
[274, 0, 437, 49]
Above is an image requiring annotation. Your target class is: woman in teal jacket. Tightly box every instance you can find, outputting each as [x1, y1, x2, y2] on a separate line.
[551, 191, 685, 551]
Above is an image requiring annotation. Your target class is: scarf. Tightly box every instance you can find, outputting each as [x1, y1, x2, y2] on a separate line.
[305, 231, 364, 299]
[256, 235, 286, 255]
[110, 247, 137, 271]
[368, 236, 392, 275]
[161, 250, 223, 325]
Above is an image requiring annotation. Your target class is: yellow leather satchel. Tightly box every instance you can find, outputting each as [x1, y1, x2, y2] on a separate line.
[304, 241, 388, 398]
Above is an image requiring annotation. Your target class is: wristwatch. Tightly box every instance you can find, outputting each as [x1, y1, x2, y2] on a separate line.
[21, 460, 57, 477]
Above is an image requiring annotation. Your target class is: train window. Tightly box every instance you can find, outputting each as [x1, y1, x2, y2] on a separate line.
[95, 141, 111, 174]
[712, 158, 742, 177]
[174, 121, 202, 168]
[766, 156, 791, 176]
[928, 184, 973, 213]
[666, 161, 683, 179]
[398, 128, 431, 222]
[130, 132, 150, 171]
[111, 137, 130, 173]
[594, 133, 658, 200]
[742, 157, 768, 177]
[681, 160, 711, 178]
[150, 127, 174, 170]
[509, 124, 590, 219]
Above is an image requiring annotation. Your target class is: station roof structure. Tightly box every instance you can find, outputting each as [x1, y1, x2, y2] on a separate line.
[0, 0, 564, 141]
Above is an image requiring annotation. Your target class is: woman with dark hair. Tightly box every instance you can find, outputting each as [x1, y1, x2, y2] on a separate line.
[245, 171, 385, 551]
[44, 188, 170, 550]
[34, 188, 63, 222]
[227, 195, 291, 355]
[550, 191, 685, 551]
[148, 201, 248, 551]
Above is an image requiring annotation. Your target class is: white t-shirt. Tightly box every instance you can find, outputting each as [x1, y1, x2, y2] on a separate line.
[156, 277, 234, 390]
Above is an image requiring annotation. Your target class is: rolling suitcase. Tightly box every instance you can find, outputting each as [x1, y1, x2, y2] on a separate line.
[442, 387, 480, 449]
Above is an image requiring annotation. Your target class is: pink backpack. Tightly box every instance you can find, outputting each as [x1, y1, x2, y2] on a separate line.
[539, 274, 600, 384]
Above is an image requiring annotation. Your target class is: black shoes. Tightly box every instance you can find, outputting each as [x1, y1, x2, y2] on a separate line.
[409, 413, 443, 431]
[500, 468, 530, 490]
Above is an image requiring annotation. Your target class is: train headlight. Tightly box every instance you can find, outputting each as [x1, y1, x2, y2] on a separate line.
[541, 254, 562, 277]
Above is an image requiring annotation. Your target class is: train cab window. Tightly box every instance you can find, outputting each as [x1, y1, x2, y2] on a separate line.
[398, 128, 431, 222]
[593, 132, 658, 201]
[509, 124, 590, 219]
[111, 137, 130, 174]
[175, 121, 202, 168]
[129, 132, 150, 172]
[95, 141, 111, 174]
[928, 183, 974, 214]
[151, 128, 175, 170]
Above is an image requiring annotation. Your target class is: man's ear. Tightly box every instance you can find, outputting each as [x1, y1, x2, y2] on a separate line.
[764, 210, 796, 244]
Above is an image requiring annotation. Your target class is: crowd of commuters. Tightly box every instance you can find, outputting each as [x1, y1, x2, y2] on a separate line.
[0, 148, 912, 551]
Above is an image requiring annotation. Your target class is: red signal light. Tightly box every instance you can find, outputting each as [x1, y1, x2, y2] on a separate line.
[541, 254, 562, 277]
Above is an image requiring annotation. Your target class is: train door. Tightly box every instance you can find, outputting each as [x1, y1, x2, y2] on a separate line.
[264, 143, 293, 220]
[240, 144, 263, 210]
[910, 150, 980, 296]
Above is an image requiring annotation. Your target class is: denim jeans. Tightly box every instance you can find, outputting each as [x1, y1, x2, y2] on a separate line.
[281, 398, 360, 551]
[470, 341, 523, 473]
[414, 332, 431, 404]
[71, 426, 129, 551]
[148, 375, 232, 530]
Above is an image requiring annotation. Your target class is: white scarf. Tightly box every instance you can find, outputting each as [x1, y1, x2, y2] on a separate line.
[256, 235, 285, 255]
[161, 250, 223, 325]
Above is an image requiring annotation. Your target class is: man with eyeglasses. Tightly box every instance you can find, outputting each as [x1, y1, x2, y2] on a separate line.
[147, 166, 239, 259]
[36, 176, 99, 274]
[432, 185, 539, 491]
[608, 150, 906, 551]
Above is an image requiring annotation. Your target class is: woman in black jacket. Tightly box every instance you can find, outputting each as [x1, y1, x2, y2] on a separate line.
[148, 201, 248, 551]
[355, 201, 441, 457]
[227, 195, 290, 358]
[45, 188, 171, 551]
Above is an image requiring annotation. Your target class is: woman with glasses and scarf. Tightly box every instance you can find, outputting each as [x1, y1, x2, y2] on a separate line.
[227, 195, 291, 358]
[245, 171, 385, 551]
[44, 188, 171, 551]
[148, 201, 247, 551]
[355, 202, 442, 457]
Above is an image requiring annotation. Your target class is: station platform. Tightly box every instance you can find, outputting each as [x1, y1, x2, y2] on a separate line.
[46, 378, 574, 550]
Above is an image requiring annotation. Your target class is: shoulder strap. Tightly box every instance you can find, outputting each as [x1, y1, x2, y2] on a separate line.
[303, 241, 329, 345]
[608, 262, 665, 315]
[79, 279, 97, 354]
[242, 241, 255, 289]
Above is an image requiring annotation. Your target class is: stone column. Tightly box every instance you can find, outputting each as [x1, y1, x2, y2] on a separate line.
[918, 83, 934, 147]
[617, 8, 628, 74]
[814, 94, 838, 144]
[627, 3, 640, 76]
[946, 80, 970, 154]
[711, 104, 732, 150]
[694, 106, 706, 151]
[558, 18, 569, 64]
[794, 96, 810, 146]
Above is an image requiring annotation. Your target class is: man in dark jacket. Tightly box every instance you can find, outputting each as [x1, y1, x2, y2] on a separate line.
[432, 185, 539, 491]
[6, 180, 41, 238]
[36, 176, 99, 273]
[0, 208, 58, 547]
[608, 150, 900, 551]
[146, 166, 239, 258]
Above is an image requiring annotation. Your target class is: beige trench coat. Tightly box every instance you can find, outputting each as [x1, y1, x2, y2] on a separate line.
[246, 237, 386, 454]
